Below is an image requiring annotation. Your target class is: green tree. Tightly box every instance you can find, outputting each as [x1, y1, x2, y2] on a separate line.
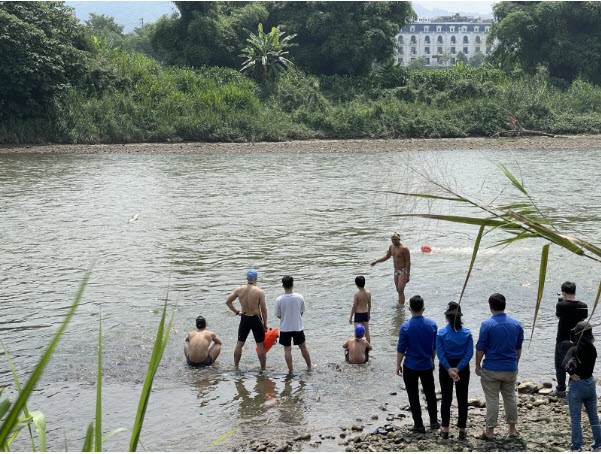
[407, 56, 427, 70]
[456, 51, 469, 65]
[266, 1, 415, 76]
[240, 23, 295, 81]
[122, 22, 161, 60]
[85, 13, 124, 49]
[0, 1, 92, 119]
[150, 2, 269, 68]
[469, 50, 486, 68]
[489, 1, 601, 84]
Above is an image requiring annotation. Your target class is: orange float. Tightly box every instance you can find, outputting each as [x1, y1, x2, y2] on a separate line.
[257, 328, 279, 353]
[421, 244, 432, 253]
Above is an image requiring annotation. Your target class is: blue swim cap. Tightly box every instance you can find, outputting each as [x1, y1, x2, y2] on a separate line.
[246, 269, 258, 280]
[355, 324, 365, 337]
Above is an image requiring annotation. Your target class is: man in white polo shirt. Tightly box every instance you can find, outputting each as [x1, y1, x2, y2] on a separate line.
[274, 275, 312, 374]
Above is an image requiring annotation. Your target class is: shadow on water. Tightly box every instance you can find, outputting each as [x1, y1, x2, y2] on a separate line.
[391, 305, 406, 342]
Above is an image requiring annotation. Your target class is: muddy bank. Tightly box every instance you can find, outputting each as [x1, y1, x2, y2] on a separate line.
[1, 135, 601, 154]
[236, 379, 588, 452]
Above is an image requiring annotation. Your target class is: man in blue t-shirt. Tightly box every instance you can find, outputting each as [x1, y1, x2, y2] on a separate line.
[475, 293, 524, 440]
[397, 295, 439, 433]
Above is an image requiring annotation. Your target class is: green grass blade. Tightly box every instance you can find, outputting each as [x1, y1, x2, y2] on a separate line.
[102, 427, 126, 443]
[82, 422, 94, 452]
[1, 341, 36, 451]
[0, 271, 90, 444]
[393, 213, 513, 228]
[95, 311, 102, 452]
[529, 244, 550, 345]
[129, 300, 171, 452]
[458, 225, 484, 304]
[383, 191, 468, 202]
[29, 411, 46, 452]
[589, 280, 601, 320]
[497, 163, 527, 195]
[0, 398, 11, 420]
[209, 427, 238, 447]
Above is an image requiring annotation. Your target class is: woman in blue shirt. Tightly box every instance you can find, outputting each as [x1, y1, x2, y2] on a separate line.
[436, 301, 474, 439]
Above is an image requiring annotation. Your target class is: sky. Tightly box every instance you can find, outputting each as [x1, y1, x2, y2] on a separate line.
[413, 1, 496, 17]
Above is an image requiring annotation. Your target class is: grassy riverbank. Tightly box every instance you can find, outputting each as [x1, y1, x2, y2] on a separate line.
[2, 49, 601, 145]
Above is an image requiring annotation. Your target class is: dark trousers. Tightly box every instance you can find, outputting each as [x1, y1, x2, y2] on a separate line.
[555, 341, 571, 391]
[403, 365, 438, 428]
[439, 358, 470, 429]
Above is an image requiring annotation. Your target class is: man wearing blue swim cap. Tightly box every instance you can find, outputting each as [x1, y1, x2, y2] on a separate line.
[225, 269, 268, 370]
[343, 323, 372, 364]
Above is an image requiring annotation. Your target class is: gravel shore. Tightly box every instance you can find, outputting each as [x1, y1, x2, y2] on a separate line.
[237, 379, 587, 452]
[1, 135, 601, 154]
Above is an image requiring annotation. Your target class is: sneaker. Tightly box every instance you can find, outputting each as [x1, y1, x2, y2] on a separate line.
[551, 389, 567, 398]
[409, 426, 426, 434]
[430, 421, 441, 430]
[458, 430, 467, 440]
[591, 447, 601, 452]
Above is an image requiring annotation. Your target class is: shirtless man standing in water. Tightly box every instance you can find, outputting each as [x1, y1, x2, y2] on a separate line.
[370, 231, 411, 304]
[225, 269, 268, 370]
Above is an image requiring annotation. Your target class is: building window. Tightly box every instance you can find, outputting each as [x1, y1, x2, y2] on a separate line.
[476, 36, 481, 44]
[475, 46, 480, 53]
[485, 26, 490, 32]
[463, 36, 469, 44]
[486, 46, 491, 54]
[463, 47, 468, 54]
[451, 36, 456, 44]
[451, 58, 456, 65]
[451, 47, 456, 54]
[425, 36, 431, 44]
[397, 35, 404, 44]
[425, 47, 430, 54]
[474, 26, 480, 32]
[399, 57, 404, 64]
[424, 26, 429, 32]
[437, 46, 443, 54]
[410, 26, 415, 32]
[411, 46, 417, 54]
[437, 35, 443, 44]
[450, 26, 455, 32]
[399, 47, 404, 54]
[411, 35, 417, 44]
[425, 58, 430, 65]
[436, 26, 442, 32]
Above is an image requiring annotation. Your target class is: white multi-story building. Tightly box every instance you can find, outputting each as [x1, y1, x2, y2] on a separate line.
[395, 17, 495, 67]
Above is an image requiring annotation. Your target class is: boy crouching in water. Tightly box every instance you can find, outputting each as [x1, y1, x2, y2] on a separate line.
[349, 275, 372, 343]
[343, 324, 372, 364]
[185, 315, 222, 367]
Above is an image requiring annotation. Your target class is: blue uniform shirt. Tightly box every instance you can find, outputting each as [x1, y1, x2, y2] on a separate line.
[397, 315, 438, 370]
[436, 324, 474, 371]
[476, 313, 524, 372]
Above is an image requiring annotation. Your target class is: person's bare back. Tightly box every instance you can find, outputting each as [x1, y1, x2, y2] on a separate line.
[343, 337, 372, 364]
[354, 289, 371, 314]
[185, 330, 215, 363]
[232, 284, 265, 316]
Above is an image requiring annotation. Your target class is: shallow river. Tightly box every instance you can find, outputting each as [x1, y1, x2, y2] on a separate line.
[1, 147, 600, 451]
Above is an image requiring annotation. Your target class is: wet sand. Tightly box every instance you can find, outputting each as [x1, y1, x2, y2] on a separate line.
[1, 135, 601, 154]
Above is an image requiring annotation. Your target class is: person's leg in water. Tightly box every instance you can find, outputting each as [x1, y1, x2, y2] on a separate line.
[256, 342, 266, 370]
[234, 341, 244, 369]
[299, 341, 312, 370]
[208, 343, 221, 364]
[394, 272, 408, 304]
[284, 345, 293, 373]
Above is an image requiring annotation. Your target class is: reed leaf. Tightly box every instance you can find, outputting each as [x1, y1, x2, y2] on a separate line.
[95, 312, 102, 452]
[458, 225, 485, 305]
[209, 427, 238, 447]
[393, 213, 514, 228]
[30, 411, 46, 452]
[497, 163, 527, 195]
[0, 271, 90, 445]
[530, 244, 550, 344]
[102, 427, 126, 443]
[384, 191, 467, 202]
[0, 397, 10, 420]
[129, 299, 173, 452]
[590, 280, 601, 320]
[82, 422, 94, 452]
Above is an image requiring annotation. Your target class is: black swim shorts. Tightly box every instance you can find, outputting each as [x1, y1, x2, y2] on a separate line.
[354, 312, 370, 323]
[187, 354, 212, 367]
[238, 314, 265, 343]
[279, 330, 306, 347]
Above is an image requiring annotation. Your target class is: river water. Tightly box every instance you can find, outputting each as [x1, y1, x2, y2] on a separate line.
[1, 147, 599, 451]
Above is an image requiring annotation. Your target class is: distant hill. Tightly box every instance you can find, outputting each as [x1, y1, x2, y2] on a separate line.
[412, 2, 493, 19]
[66, 1, 176, 32]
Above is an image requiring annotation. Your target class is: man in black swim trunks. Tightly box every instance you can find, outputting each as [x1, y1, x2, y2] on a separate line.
[185, 315, 222, 367]
[226, 269, 268, 370]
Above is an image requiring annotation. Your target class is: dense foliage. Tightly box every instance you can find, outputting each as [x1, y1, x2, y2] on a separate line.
[0, 1, 91, 119]
[490, 1, 601, 84]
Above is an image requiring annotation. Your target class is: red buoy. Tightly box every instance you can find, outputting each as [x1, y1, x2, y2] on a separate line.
[421, 245, 432, 253]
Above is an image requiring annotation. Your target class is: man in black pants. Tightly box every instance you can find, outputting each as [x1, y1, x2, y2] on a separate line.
[396, 295, 439, 433]
[553, 281, 588, 397]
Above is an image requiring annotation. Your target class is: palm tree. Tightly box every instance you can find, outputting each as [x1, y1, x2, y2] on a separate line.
[240, 23, 296, 81]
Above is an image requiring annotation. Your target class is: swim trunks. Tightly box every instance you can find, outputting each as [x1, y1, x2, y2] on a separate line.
[279, 330, 306, 346]
[354, 312, 370, 323]
[187, 354, 212, 367]
[395, 268, 408, 276]
[238, 314, 266, 343]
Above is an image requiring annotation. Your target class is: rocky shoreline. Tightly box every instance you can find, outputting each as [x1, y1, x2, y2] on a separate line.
[236, 379, 588, 452]
[1, 134, 601, 154]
